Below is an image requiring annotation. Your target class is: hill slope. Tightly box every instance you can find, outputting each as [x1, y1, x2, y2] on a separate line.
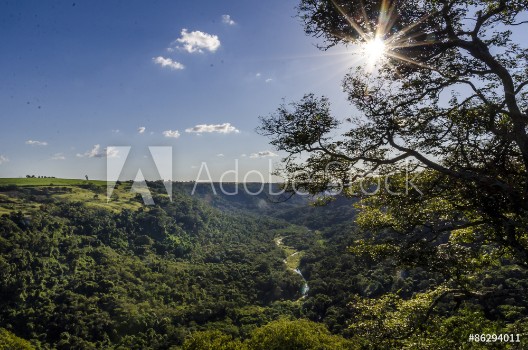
[0, 179, 317, 349]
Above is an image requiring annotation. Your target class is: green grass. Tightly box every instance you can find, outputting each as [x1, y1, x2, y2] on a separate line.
[0, 178, 142, 214]
[285, 251, 304, 270]
[0, 178, 108, 187]
[55, 186, 142, 212]
[275, 237, 304, 270]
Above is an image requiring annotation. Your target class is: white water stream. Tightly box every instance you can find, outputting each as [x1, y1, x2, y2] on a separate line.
[275, 237, 310, 298]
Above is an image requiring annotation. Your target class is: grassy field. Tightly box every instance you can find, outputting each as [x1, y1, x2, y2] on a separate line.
[0, 178, 143, 214]
[275, 237, 305, 270]
[0, 178, 107, 187]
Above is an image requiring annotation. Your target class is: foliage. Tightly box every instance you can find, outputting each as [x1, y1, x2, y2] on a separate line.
[244, 318, 354, 350]
[258, 0, 528, 343]
[182, 319, 355, 350]
[269, 0, 528, 259]
[0, 328, 34, 350]
[0, 184, 306, 349]
[0, 179, 526, 348]
[180, 330, 243, 350]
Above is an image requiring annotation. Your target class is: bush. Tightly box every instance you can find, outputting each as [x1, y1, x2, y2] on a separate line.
[0, 328, 34, 350]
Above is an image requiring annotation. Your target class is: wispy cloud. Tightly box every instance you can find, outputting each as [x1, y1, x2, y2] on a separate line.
[217, 153, 225, 157]
[172, 29, 221, 53]
[163, 130, 181, 138]
[185, 123, 239, 134]
[26, 140, 48, 146]
[51, 153, 66, 160]
[153, 56, 185, 70]
[0, 155, 9, 164]
[255, 73, 273, 83]
[222, 14, 236, 26]
[250, 151, 278, 158]
[106, 147, 120, 158]
[76, 145, 120, 158]
[138, 126, 146, 134]
[112, 129, 120, 134]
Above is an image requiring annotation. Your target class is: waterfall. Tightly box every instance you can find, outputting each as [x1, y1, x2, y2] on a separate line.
[293, 268, 310, 296]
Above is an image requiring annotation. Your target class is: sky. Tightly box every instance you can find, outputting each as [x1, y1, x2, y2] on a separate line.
[0, 0, 361, 181]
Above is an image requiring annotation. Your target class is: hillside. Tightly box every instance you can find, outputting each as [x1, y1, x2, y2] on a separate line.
[0, 179, 313, 348]
[0, 179, 527, 349]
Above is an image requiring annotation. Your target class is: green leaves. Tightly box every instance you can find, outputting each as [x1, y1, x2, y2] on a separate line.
[0, 187, 313, 349]
[0, 328, 34, 350]
[257, 1, 528, 343]
[183, 319, 355, 350]
[257, 94, 339, 155]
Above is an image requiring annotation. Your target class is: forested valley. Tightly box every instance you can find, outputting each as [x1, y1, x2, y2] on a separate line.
[0, 180, 526, 349]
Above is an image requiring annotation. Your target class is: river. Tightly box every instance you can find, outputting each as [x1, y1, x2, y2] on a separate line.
[275, 237, 310, 299]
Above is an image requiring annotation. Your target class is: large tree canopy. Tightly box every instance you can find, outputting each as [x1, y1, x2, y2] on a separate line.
[258, 0, 528, 324]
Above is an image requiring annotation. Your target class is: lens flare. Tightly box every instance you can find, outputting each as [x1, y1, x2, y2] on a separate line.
[363, 37, 386, 63]
[329, 0, 438, 72]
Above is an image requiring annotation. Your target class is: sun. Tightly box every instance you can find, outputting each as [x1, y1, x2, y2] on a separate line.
[363, 37, 387, 64]
[331, 0, 438, 72]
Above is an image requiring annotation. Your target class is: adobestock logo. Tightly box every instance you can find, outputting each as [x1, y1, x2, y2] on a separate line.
[106, 146, 422, 206]
[191, 159, 285, 196]
[106, 146, 173, 205]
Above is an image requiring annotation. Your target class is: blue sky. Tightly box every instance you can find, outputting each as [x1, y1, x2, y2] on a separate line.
[0, 0, 358, 181]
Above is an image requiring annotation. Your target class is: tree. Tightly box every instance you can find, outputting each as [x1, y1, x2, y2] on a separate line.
[245, 319, 354, 350]
[181, 330, 243, 350]
[259, 0, 528, 265]
[0, 328, 34, 350]
[258, 0, 528, 334]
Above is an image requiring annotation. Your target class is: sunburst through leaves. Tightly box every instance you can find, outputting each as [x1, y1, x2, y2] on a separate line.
[330, 0, 438, 71]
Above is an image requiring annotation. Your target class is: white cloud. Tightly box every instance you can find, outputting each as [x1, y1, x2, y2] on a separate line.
[185, 123, 240, 134]
[138, 126, 146, 134]
[173, 29, 221, 53]
[106, 147, 120, 158]
[112, 129, 120, 134]
[76, 144, 120, 158]
[152, 56, 185, 70]
[250, 151, 278, 158]
[51, 153, 66, 161]
[163, 130, 181, 138]
[255, 73, 273, 83]
[26, 140, 48, 146]
[241, 154, 247, 157]
[0, 155, 9, 164]
[217, 153, 225, 157]
[222, 15, 236, 26]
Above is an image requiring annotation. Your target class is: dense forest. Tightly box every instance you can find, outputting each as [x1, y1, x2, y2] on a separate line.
[0, 180, 526, 349]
